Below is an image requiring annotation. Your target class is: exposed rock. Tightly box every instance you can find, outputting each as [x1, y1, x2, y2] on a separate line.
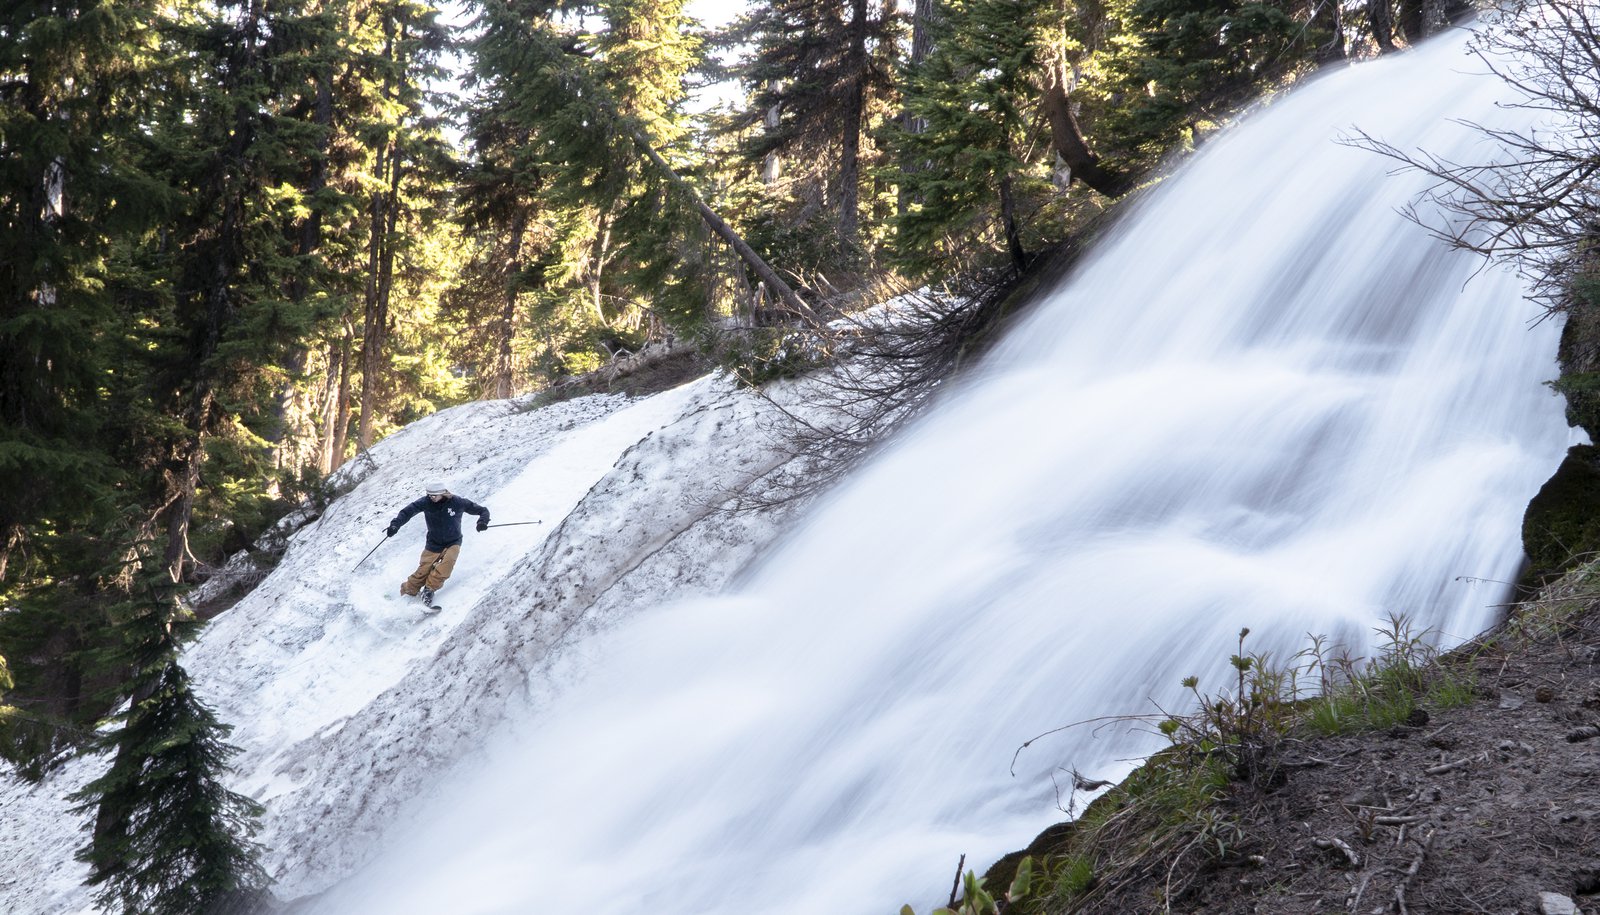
[1522, 445, 1600, 584]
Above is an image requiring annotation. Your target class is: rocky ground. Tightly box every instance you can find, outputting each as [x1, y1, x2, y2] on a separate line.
[983, 564, 1600, 915]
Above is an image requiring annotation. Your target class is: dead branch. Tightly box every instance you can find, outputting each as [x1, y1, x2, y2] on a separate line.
[948, 853, 965, 908]
[726, 274, 1031, 514]
[1393, 829, 1436, 915]
[1313, 836, 1362, 868]
[1349, 870, 1375, 912]
[1374, 814, 1429, 826]
[1424, 756, 1477, 775]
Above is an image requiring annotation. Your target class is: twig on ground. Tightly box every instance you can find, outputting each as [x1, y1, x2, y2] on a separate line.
[1374, 814, 1429, 826]
[1393, 829, 1435, 915]
[1314, 836, 1362, 867]
[1348, 870, 1375, 912]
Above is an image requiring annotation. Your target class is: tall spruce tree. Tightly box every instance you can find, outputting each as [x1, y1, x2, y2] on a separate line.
[0, 0, 170, 771]
[457, 0, 805, 378]
[71, 554, 267, 915]
[1107, 0, 1324, 164]
[738, 0, 899, 254]
[0, 0, 163, 580]
[126, 0, 343, 573]
[890, 0, 1060, 274]
[345, 0, 457, 451]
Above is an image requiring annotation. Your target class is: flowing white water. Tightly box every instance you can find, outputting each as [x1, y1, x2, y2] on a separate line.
[324, 32, 1577, 915]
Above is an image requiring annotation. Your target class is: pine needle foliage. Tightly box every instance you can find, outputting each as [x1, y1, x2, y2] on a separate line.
[71, 556, 267, 915]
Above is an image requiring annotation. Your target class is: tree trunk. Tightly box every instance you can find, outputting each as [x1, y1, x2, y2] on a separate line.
[356, 151, 387, 451]
[162, 425, 204, 582]
[588, 210, 612, 324]
[318, 339, 343, 473]
[623, 124, 820, 325]
[327, 325, 353, 473]
[1314, 0, 1347, 64]
[837, 0, 869, 246]
[358, 19, 401, 451]
[998, 174, 1029, 273]
[1419, 0, 1448, 37]
[761, 81, 782, 184]
[1039, 62, 1132, 198]
[357, 143, 401, 450]
[1369, 0, 1399, 53]
[494, 212, 526, 399]
[898, 0, 938, 217]
[270, 67, 334, 479]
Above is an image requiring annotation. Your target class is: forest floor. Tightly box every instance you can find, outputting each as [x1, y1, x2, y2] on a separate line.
[991, 565, 1600, 915]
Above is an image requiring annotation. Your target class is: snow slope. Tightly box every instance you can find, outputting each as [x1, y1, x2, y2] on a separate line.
[0, 370, 819, 912]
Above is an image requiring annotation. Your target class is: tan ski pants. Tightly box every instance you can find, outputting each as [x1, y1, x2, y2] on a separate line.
[401, 543, 460, 595]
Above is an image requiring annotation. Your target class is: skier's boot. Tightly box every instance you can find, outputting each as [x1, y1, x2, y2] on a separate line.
[419, 586, 436, 607]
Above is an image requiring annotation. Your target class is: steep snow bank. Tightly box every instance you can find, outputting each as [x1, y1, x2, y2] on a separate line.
[0, 371, 818, 912]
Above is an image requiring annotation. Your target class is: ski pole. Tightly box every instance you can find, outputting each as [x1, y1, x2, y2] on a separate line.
[483, 521, 542, 529]
[352, 535, 387, 571]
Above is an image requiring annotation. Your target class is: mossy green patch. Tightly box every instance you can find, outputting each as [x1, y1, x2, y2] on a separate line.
[1522, 444, 1600, 584]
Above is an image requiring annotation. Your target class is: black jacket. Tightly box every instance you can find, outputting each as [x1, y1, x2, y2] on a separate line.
[390, 495, 490, 552]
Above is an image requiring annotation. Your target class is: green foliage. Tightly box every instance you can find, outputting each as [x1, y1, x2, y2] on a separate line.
[736, 0, 901, 253]
[888, 0, 1060, 276]
[454, 0, 716, 392]
[1159, 628, 1297, 783]
[899, 858, 1036, 915]
[1287, 615, 1463, 737]
[0, 0, 162, 580]
[924, 618, 1474, 915]
[70, 554, 267, 915]
[1521, 445, 1600, 585]
[1102, 0, 1323, 167]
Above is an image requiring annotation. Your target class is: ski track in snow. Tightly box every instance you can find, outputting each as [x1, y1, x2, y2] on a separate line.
[0, 370, 819, 913]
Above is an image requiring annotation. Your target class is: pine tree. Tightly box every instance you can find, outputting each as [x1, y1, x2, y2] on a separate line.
[124, 0, 343, 573]
[71, 555, 267, 915]
[1106, 0, 1325, 164]
[456, 0, 807, 381]
[0, 0, 171, 773]
[737, 0, 900, 254]
[889, 0, 1058, 275]
[0, 0, 162, 581]
[345, 0, 458, 451]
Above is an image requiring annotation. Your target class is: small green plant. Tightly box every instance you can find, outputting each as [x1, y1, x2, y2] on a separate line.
[913, 613, 1491, 914]
[899, 858, 1035, 915]
[1300, 613, 1467, 736]
[1158, 628, 1297, 786]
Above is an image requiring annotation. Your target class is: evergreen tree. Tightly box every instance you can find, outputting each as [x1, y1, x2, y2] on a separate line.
[123, 0, 349, 572]
[1106, 0, 1325, 164]
[890, 0, 1059, 275]
[71, 554, 267, 915]
[0, 0, 162, 581]
[345, 0, 458, 452]
[0, 0, 170, 772]
[457, 0, 807, 383]
[737, 0, 900, 254]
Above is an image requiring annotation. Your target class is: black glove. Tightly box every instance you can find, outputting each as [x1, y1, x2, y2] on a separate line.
[386, 523, 398, 537]
[476, 518, 489, 532]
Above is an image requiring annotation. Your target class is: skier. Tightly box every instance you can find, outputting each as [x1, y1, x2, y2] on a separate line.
[385, 481, 491, 608]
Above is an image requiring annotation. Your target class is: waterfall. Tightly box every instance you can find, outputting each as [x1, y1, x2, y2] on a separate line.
[321, 30, 1575, 915]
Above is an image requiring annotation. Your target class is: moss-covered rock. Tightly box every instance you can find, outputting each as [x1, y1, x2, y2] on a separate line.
[1522, 444, 1600, 585]
[1556, 278, 1600, 439]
